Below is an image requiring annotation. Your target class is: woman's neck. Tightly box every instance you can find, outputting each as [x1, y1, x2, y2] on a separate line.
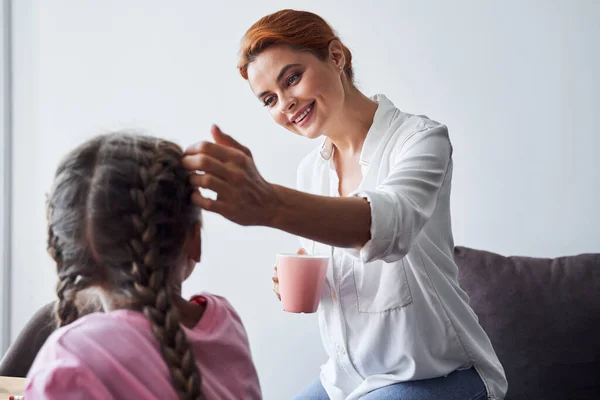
[324, 87, 378, 156]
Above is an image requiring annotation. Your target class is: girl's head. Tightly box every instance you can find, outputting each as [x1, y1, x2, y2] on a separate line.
[238, 9, 355, 139]
[46, 132, 204, 399]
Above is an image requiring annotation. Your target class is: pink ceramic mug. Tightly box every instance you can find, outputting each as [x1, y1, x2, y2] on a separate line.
[276, 253, 329, 313]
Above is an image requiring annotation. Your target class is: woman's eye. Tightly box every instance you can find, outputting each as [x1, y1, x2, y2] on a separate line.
[263, 96, 276, 107]
[287, 73, 301, 86]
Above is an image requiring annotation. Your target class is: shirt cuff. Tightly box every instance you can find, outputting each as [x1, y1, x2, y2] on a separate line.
[350, 189, 397, 263]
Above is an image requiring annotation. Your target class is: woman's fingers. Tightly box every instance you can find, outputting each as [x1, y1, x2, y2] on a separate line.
[272, 265, 280, 300]
[182, 154, 230, 181]
[211, 125, 252, 157]
[190, 190, 212, 209]
[184, 126, 252, 169]
[185, 140, 246, 165]
[190, 191, 233, 216]
[189, 173, 232, 198]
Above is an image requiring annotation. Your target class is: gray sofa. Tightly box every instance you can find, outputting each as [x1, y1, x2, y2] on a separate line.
[1, 247, 599, 399]
[455, 246, 600, 400]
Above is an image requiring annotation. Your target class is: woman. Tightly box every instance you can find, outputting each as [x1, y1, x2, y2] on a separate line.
[183, 8, 507, 400]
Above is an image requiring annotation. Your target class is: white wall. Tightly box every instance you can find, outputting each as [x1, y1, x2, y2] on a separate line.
[0, 0, 11, 354]
[10, 0, 600, 398]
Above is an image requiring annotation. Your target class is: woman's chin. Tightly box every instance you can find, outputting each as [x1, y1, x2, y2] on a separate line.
[294, 124, 323, 140]
[302, 130, 322, 140]
[286, 125, 321, 140]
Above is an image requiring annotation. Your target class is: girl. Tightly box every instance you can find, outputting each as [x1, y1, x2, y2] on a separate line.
[24, 133, 262, 400]
[183, 9, 507, 400]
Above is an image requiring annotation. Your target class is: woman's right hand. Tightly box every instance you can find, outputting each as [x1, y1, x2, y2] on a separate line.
[272, 248, 307, 301]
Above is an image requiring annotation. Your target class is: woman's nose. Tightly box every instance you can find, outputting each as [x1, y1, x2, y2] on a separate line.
[280, 97, 297, 114]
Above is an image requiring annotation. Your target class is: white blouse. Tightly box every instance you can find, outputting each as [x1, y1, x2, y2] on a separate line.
[296, 94, 507, 400]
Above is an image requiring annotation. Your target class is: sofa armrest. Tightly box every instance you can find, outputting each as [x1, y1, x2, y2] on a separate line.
[0, 301, 57, 377]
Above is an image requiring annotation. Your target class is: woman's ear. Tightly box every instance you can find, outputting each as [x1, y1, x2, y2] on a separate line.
[186, 222, 201, 262]
[328, 40, 346, 70]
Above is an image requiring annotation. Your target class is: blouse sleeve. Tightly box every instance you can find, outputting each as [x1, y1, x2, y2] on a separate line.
[354, 124, 452, 263]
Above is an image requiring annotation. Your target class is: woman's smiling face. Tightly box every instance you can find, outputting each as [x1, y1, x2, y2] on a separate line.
[247, 44, 347, 139]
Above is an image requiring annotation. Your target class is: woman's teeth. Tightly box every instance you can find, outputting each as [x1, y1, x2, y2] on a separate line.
[295, 105, 312, 123]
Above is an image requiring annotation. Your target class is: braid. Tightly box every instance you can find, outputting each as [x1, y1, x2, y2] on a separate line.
[55, 276, 79, 327]
[128, 148, 205, 400]
[47, 206, 79, 327]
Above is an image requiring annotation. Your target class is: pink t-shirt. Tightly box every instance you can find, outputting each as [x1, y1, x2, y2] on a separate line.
[25, 293, 262, 399]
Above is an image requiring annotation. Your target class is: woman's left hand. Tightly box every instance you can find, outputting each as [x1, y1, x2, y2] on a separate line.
[183, 125, 281, 226]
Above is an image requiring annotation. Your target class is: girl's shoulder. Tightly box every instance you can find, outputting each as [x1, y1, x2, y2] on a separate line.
[187, 292, 246, 331]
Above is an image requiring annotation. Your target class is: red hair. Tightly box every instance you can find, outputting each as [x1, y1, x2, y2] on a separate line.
[238, 9, 354, 82]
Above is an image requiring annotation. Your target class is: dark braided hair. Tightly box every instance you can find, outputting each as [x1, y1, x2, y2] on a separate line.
[46, 133, 205, 400]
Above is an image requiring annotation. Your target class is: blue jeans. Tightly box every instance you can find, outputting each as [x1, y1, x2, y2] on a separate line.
[294, 367, 487, 400]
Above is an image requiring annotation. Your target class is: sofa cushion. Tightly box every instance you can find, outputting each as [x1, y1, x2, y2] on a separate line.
[455, 246, 600, 400]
